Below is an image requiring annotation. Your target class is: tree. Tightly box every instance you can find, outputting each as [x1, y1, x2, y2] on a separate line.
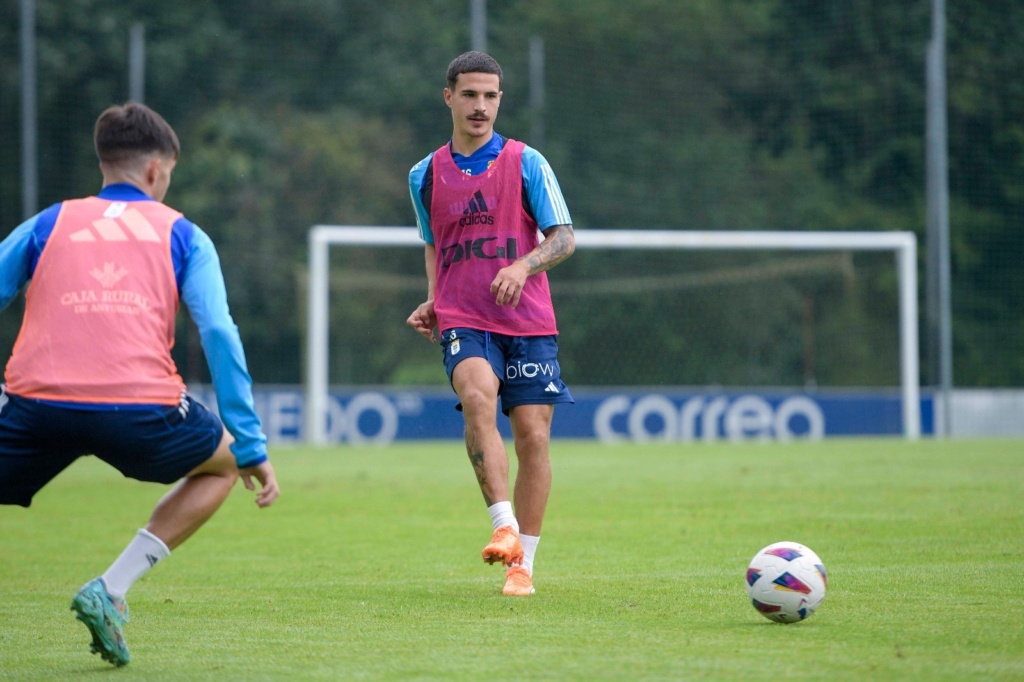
[2, 0, 1021, 387]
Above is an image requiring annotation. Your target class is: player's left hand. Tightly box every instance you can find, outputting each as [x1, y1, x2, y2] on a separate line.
[491, 261, 529, 308]
[240, 460, 280, 508]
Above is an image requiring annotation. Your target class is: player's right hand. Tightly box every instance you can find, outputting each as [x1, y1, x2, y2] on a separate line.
[406, 300, 438, 343]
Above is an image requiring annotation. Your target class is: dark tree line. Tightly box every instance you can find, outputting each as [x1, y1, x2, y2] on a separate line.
[1, 0, 1020, 387]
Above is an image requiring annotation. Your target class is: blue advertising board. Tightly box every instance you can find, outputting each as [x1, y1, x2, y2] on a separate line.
[191, 386, 934, 444]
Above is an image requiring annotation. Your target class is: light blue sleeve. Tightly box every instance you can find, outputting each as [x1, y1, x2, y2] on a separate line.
[409, 154, 434, 244]
[180, 225, 268, 467]
[521, 146, 573, 230]
[0, 219, 35, 312]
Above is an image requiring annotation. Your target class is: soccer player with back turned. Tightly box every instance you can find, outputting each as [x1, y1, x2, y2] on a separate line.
[407, 51, 575, 596]
[0, 103, 279, 666]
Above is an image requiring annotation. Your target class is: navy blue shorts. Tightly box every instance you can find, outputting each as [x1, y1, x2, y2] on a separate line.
[0, 390, 224, 507]
[440, 328, 574, 415]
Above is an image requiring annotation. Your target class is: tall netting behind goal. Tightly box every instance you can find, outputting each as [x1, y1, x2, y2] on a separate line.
[305, 227, 919, 443]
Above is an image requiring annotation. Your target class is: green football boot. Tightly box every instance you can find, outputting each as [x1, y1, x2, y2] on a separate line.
[70, 578, 131, 666]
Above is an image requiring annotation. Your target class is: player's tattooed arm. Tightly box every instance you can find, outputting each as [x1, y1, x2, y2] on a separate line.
[491, 224, 574, 308]
[522, 224, 575, 275]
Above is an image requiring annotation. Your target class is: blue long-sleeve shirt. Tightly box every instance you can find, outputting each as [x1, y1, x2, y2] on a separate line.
[0, 184, 267, 467]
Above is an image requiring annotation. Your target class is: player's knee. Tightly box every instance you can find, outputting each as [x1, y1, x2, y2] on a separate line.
[511, 406, 552, 437]
[185, 437, 239, 480]
[222, 465, 240, 485]
[514, 426, 548, 454]
[459, 386, 497, 416]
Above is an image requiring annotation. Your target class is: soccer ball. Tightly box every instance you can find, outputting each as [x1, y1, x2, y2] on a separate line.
[745, 541, 827, 623]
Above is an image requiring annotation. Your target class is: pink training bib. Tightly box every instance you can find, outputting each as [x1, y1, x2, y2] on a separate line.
[429, 139, 557, 336]
[5, 196, 186, 404]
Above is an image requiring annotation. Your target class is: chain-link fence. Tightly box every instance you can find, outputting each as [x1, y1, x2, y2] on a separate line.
[1, 1, 1020, 390]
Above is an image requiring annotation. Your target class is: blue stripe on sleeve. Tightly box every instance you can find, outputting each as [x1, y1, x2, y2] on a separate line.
[28, 203, 64, 273]
[169, 217, 195, 291]
[0, 203, 64, 310]
[0, 219, 38, 311]
[521, 145, 573, 229]
[409, 153, 434, 244]
[180, 225, 268, 467]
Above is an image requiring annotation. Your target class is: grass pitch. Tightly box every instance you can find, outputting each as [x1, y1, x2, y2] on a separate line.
[1, 439, 1022, 680]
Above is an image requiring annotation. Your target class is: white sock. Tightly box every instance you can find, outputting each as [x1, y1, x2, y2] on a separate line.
[520, 534, 540, 575]
[101, 529, 170, 600]
[487, 501, 519, 533]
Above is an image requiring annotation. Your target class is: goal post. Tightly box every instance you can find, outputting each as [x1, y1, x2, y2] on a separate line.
[305, 226, 920, 444]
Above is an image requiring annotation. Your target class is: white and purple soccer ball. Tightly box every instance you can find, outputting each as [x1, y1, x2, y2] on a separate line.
[746, 541, 827, 623]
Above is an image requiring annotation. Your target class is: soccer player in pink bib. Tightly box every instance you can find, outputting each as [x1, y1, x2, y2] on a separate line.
[0, 103, 279, 665]
[407, 52, 576, 596]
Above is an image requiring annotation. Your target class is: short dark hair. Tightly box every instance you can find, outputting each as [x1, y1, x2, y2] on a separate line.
[446, 51, 503, 90]
[94, 102, 180, 166]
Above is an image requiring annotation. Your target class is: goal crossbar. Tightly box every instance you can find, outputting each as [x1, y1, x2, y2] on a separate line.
[306, 226, 920, 443]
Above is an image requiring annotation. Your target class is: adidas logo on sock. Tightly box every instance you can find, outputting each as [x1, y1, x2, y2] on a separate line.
[145, 554, 160, 567]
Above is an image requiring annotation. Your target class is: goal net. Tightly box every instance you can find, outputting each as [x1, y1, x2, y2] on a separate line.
[305, 226, 920, 443]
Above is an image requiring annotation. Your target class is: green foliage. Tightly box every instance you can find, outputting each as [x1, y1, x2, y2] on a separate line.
[1, 1, 1022, 386]
[1, 440, 1022, 679]
[170, 105, 416, 382]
